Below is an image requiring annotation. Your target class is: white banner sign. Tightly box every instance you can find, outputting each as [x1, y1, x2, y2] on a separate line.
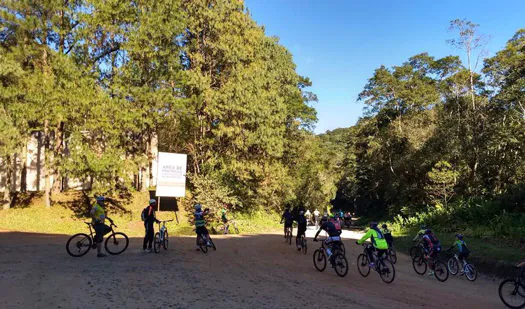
[156, 152, 187, 197]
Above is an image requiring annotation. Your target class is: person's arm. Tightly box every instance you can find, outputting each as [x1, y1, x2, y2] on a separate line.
[413, 230, 422, 241]
[357, 229, 373, 245]
[313, 227, 322, 241]
[90, 206, 96, 219]
[280, 214, 284, 224]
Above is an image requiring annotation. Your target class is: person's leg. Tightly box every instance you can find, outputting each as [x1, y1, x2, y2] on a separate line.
[143, 224, 148, 250]
[94, 223, 106, 257]
[147, 222, 154, 250]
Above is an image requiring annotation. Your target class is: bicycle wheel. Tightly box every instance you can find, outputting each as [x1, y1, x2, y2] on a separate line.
[333, 253, 349, 277]
[448, 257, 459, 275]
[209, 236, 216, 251]
[302, 237, 307, 255]
[163, 230, 169, 250]
[66, 233, 92, 257]
[412, 256, 427, 275]
[409, 246, 421, 259]
[499, 279, 525, 309]
[153, 232, 161, 253]
[465, 264, 478, 282]
[287, 231, 292, 245]
[357, 253, 371, 277]
[387, 248, 397, 264]
[105, 232, 129, 255]
[434, 260, 449, 282]
[378, 259, 396, 284]
[339, 242, 346, 256]
[197, 236, 208, 254]
[313, 249, 327, 272]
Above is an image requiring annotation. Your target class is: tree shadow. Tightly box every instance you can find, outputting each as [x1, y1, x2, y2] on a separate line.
[10, 192, 40, 209]
[54, 191, 132, 219]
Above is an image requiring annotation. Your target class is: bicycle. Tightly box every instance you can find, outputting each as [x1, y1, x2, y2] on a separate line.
[296, 234, 307, 255]
[409, 240, 425, 259]
[312, 239, 348, 277]
[215, 219, 239, 235]
[412, 251, 449, 282]
[356, 243, 396, 283]
[284, 226, 292, 245]
[154, 219, 173, 253]
[196, 233, 216, 254]
[446, 250, 477, 281]
[499, 266, 525, 309]
[66, 218, 129, 257]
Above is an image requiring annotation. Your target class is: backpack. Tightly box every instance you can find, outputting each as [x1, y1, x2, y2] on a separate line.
[141, 206, 149, 221]
[428, 232, 440, 245]
[460, 241, 470, 255]
[332, 218, 341, 231]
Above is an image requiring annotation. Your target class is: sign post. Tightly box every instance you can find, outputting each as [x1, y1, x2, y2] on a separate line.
[156, 152, 187, 211]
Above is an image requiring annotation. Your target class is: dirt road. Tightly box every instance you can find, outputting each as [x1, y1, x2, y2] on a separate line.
[0, 227, 506, 309]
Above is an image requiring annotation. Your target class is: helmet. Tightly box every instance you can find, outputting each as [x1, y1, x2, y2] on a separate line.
[299, 210, 304, 215]
[149, 199, 157, 205]
[370, 221, 378, 228]
[420, 225, 427, 230]
[321, 215, 328, 222]
[455, 233, 463, 240]
[194, 203, 202, 210]
[382, 224, 387, 228]
[425, 229, 432, 235]
[96, 196, 105, 202]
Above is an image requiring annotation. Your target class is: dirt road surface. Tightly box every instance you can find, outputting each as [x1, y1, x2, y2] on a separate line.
[0, 227, 506, 309]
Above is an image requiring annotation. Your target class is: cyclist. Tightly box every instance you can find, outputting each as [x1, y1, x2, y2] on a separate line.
[280, 208, 293, 239]
[313, 215, 342, 266]
[448, 233, 470, 274]
[295, 206, 307, 251]
[305, 209, 312, 225]
[422, 229, 441, 276]
[356, 221, 388, 268]
[143, 199, 160, 253]
[413, 225, 427, 242]
[221, 206, 229, 234]
[313, 209, 320, 228]
[381, 224, 394, 248]
[194, 203, 211, 250]
[90, 196, 109, 258]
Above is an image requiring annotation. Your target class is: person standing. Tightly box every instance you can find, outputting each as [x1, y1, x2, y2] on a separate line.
[313, 208, 320, 229]
[90, 196, 108, 258]
[142, 199, 160, 253]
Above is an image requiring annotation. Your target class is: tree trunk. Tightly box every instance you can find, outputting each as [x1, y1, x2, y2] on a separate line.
[20, 140, 27, 193]
[3, 155, 12, 209]
[44, 120, 52, 208]
[52, 121, 64, 193]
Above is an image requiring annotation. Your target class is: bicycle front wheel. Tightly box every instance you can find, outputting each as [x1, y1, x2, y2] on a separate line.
[412, 256, 427, 275]
[105, 232, 129, 255]
[434, 260, 449, 282]
[409, 246, 421, 259]
[198, 236, 208, 254]
[387, 248, 397, 264]
[313, 249, 327, 272]
[66, 233, 92, 257]
[465, 264, 478, 282]
[499, 279, 525, 309]
[163, 230, 169, 250]
[448, 257, 459, 275]
[378, 259, 396, 284]
[209, 236, 216, 251]
[357, 253, 371, 277]
[333, 253, 349, 277]
[153, 232, 161, 253]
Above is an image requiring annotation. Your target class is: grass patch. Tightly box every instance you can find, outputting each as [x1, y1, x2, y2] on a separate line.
[0, 191, 281, 237]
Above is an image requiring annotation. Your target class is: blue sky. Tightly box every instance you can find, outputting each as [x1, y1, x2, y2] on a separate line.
[244, 0, 525, 134]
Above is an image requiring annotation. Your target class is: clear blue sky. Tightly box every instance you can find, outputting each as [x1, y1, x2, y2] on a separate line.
[244, 0, 525, 134]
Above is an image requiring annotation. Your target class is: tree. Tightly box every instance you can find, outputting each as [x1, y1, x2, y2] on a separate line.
[425, 161, 458, 208]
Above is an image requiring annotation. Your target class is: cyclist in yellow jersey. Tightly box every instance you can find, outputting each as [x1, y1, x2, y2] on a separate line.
[357, 222, 389, 267]
[90, 196, 109, 257]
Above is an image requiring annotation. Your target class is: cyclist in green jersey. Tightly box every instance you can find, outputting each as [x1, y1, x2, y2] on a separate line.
[90, 196, 109, 258]
[356, 222, 389, 267]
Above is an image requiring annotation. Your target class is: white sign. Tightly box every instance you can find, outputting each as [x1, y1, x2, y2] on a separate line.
[156, 152, 187, 197]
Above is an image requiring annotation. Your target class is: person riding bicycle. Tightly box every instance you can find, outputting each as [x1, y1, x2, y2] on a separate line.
[194, 203, 211, 250]
[381, 224, 394, 248]
[295, 206, 307, 251]
[422, 229, 441, 276]
[305, 209, 312, 225]
[313, 209, 320, 227]
[356, 222, 388, 267]
[313, 215, 342, 265]
[221, 206, 229, 234]
[143, 199, 160, 253]
[90, 196, 109, 258]
[280, 208, 293, 238]
[448, 233, 470, 274]
[413, 225, 427, 242]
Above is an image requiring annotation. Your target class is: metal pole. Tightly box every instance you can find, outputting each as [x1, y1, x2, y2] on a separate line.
[158, 197, 161, 212]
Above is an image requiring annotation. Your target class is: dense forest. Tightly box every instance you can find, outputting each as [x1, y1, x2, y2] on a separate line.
[1, 2, 525, 238]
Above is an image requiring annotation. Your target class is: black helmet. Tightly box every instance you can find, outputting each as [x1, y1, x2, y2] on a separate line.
[370, 221, 378, 228]
[382, 224, 387, 228]
[425, 229, 432, 235]
[455, 233, 463, 240]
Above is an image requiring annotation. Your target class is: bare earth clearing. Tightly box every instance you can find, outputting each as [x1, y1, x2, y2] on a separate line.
[0, 227, 505, 309]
